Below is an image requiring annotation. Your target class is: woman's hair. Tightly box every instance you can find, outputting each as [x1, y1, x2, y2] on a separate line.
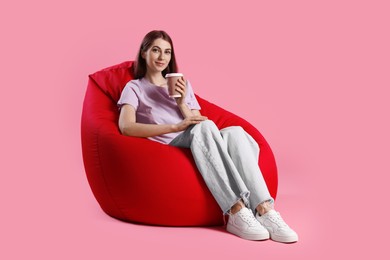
[132, 30, 178, 79]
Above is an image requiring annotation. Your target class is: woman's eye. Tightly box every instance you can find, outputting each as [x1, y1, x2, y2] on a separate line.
[165, 50, 171, 55]
[152, 48, 160, 53]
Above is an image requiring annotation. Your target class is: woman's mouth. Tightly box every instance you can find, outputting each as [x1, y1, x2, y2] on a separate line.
[155, 62, 165, 67]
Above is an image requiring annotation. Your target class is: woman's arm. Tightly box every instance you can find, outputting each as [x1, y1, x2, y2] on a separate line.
[119, 105, 175, 137]
[175, 77, 202, 118]
[118, 104, 206, 137]
[177, 103, 201, 118]
[191, 109, 202, 116]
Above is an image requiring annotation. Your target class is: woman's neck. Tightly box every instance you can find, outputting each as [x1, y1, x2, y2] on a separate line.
[144, 72, 167, 87]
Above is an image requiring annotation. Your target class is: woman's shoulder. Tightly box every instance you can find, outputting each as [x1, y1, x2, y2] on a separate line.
[125, 78, 142, 87]
[123, 78, 144, 92]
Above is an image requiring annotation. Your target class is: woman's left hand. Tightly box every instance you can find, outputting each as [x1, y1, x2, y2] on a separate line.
[175, 77, 187, 105]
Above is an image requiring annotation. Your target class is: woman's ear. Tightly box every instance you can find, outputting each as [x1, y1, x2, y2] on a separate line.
[141, 51, 146, 59]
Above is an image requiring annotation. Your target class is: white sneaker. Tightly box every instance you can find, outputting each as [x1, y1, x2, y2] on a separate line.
[256, 210, 298, 243]
[227, 207, 270, 240]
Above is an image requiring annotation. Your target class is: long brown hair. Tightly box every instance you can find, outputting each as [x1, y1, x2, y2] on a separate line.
[132, 30, 178, 79]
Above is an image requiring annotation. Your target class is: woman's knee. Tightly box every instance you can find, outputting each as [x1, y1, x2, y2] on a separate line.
[221, 126, 259, 149]
[220, 126, 245, 138]
[199, 119, 219, 131]
[192, 120, 219, 135]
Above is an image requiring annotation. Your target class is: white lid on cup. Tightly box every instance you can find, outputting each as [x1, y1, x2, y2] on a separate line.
[165, 73, 183, 78]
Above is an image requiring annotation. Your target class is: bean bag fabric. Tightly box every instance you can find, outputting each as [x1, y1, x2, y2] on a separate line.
[81, 61, 278, 226]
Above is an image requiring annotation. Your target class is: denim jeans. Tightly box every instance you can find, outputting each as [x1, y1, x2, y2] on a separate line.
[169, 120, 274, 215]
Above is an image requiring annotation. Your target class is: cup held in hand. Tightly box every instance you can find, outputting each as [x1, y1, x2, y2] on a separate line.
[165, 73, 183, 98]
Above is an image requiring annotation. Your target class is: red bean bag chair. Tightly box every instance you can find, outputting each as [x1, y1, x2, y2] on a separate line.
[81, 61, 278, 226]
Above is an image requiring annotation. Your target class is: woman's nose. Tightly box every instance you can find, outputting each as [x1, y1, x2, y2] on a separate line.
[158, 53, 164, 60]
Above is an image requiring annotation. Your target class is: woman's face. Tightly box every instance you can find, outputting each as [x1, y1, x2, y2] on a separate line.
[142, 38, 172, 74]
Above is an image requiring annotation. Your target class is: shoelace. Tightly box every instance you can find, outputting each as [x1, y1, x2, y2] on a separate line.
[268, 211, 288, 228]
[239, 210, 259, 227]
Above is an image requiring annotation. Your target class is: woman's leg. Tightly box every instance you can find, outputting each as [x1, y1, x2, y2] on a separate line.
[170, 120, 250, 215]
[170, 121, 272, 241]
[219, 126, 298, 243]
[219, 126, 274, 215]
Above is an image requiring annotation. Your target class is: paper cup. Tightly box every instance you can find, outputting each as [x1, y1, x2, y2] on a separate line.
[165, 73, 183, 98]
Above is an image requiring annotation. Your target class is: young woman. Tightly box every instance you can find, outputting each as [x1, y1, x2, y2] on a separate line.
[117, 30, 298, 243]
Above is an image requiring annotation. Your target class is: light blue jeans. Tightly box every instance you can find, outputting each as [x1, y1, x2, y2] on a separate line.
[169, 120, 274, 215]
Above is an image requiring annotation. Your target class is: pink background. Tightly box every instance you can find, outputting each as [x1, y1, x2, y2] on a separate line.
[1, 0, 389, 259]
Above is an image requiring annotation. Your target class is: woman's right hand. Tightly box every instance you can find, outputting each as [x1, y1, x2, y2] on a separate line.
[174, 116, 208, 132]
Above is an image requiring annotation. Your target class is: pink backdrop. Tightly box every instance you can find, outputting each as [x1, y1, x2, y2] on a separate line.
[1, 0, 389, 259]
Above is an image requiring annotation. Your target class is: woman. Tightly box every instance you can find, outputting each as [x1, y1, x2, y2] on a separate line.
[117, 30, 298, 243]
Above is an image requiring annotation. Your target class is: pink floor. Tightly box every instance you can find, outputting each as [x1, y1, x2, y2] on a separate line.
[1, 1, 389, 259]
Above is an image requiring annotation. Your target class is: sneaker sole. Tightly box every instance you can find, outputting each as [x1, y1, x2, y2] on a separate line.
[270, 233, 298, 243]
[226, 225, 270, 241]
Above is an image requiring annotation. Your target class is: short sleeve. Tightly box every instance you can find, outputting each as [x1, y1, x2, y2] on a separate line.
[117, 81, 139, 110]
[185, 80, 201, 110]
